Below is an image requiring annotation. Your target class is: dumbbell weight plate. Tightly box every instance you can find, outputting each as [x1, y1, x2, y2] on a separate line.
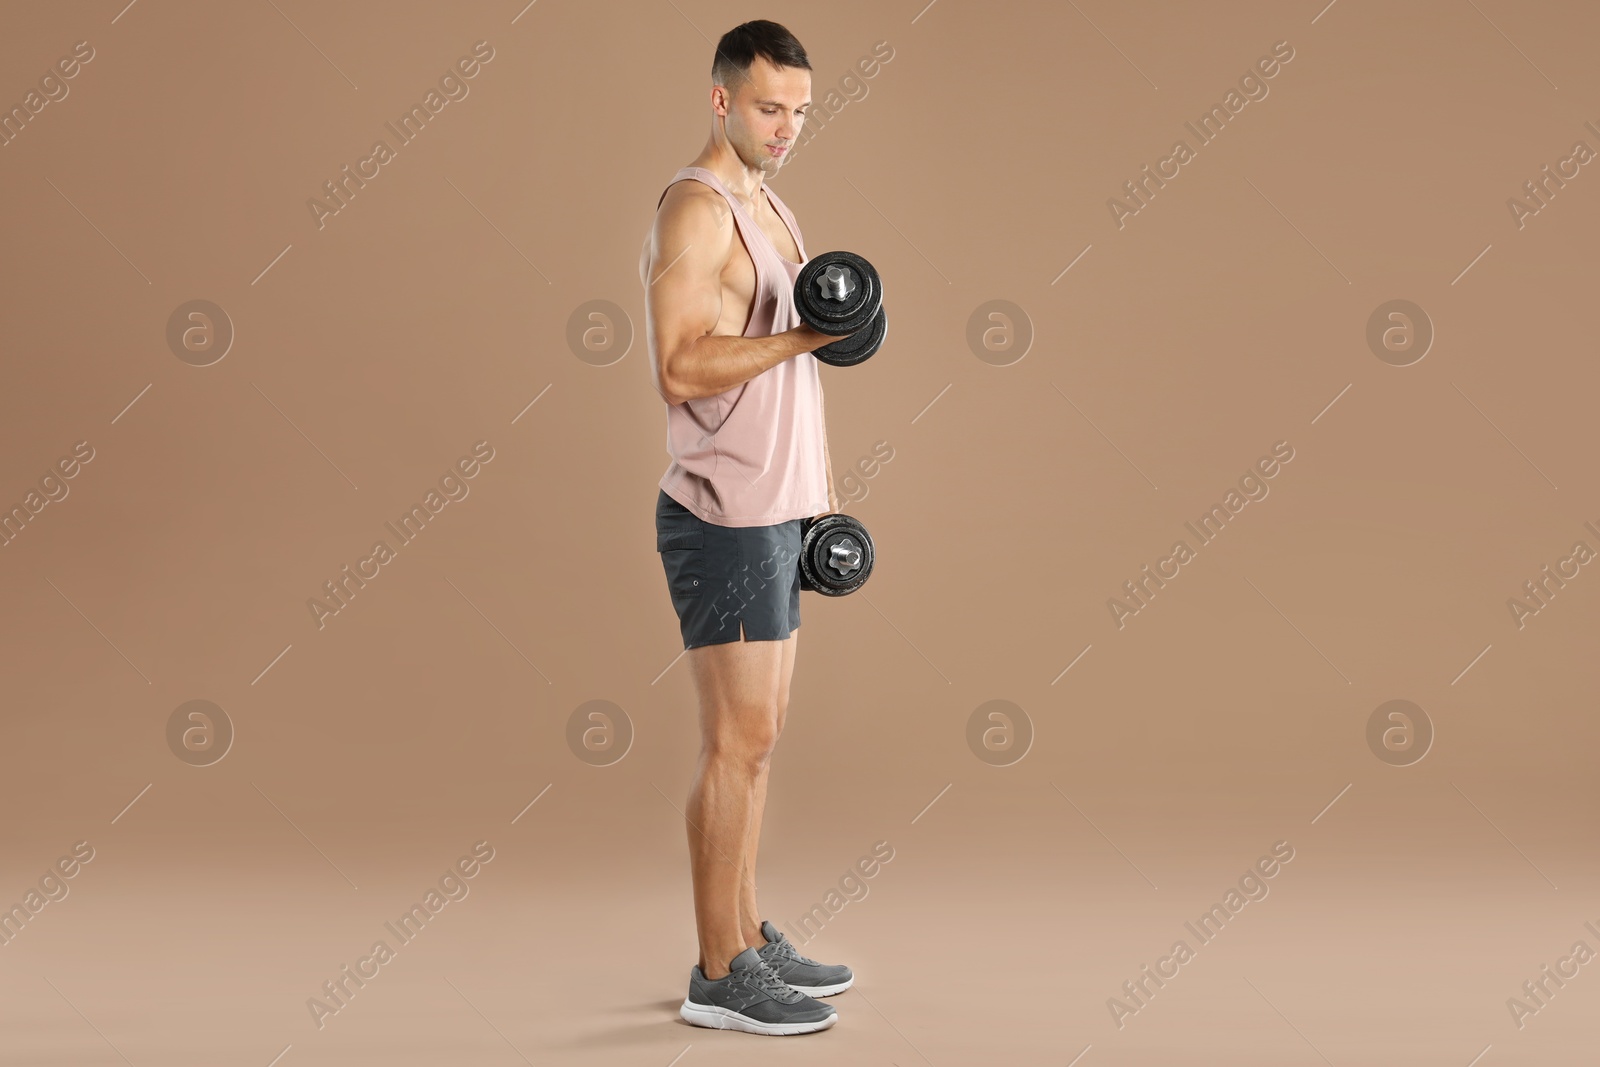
[799, 514, 875, 596]
[813, 304, 887, 368]
[795, 251, 882, 336]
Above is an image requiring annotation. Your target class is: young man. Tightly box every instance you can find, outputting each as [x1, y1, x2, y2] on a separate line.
[640, 19, 859, 1037]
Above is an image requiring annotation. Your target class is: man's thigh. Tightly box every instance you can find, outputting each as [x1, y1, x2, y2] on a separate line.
[686, 626, 797, 747]
[687, 635, 786, 717]
[776, 627, 797, 734]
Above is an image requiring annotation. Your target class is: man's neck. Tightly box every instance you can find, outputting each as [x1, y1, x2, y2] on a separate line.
[691, 142, 769, 210]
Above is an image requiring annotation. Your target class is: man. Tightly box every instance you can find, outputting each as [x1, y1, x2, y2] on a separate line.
[640, 19, 860, 1037]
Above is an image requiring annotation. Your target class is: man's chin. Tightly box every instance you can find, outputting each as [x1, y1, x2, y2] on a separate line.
[733, 144, 785, 177]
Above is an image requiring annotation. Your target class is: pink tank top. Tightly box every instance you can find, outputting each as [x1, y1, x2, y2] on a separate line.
[655, 166, 829, 528]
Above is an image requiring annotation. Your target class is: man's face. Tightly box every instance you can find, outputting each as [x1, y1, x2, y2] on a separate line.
[717, 55, 810, 175]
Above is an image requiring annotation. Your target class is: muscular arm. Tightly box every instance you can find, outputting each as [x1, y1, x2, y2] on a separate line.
[641, 182, 839, 406]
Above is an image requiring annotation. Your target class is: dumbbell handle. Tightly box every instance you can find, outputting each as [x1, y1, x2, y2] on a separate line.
[792, 323, 859, 351]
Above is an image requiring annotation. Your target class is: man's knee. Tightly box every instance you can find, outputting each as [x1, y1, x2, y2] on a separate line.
[704, 707, 781, 769]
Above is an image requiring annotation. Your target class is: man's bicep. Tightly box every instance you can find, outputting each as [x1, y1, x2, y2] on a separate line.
[646, 192, 727, 399]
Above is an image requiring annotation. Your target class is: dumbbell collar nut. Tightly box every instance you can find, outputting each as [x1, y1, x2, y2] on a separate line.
[815, 265, 857, 303]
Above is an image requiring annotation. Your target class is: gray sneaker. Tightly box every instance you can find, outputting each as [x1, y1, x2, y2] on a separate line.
[679, 946, 838, 1035]
[756, 920, 855, 996]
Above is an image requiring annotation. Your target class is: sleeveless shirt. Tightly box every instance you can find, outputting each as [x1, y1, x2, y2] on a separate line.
[654, 166, 829, 528]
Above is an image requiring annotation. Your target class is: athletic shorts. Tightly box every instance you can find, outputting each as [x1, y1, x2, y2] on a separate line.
[655, 489, 803, 649]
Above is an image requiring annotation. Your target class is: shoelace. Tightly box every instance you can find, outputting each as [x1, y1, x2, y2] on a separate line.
[730, 958, 802, 1002]
[763, 931, 820, 967]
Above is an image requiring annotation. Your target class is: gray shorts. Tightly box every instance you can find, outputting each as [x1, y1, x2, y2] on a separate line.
[655, 489, 803, 649]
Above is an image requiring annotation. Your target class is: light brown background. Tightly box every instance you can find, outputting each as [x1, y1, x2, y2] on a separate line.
[2, 0, 1597, 1063]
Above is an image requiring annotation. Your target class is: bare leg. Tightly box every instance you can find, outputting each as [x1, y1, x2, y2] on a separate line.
[684, 624, 787, 979]
[741, 627, 797, 948]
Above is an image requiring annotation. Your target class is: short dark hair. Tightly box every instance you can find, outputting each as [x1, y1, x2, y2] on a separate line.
[711, 20, 811, 95]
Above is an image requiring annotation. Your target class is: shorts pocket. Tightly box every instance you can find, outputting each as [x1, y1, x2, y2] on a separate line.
[656, 526, 704, 552]
[658, 524, 706, 604]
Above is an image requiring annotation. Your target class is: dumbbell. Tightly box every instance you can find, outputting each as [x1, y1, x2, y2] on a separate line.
[798, 513, 875, 596]
[795, 251, 888, 368]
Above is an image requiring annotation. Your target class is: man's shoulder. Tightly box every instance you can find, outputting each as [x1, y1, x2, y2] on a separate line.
[656, 175, 735, 244]
[659, 173, 726, 214]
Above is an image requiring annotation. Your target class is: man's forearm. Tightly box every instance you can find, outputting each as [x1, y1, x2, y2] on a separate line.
[663, 327, 822, 404]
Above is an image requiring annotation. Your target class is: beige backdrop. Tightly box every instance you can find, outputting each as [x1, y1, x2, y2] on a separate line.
[2, 1, 1597, 1064]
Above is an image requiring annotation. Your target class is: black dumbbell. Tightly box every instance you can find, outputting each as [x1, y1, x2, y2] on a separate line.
[798, 513, 875, 596]
[795, 251, 888, 368]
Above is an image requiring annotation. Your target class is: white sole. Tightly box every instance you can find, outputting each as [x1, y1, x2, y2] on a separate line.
[786, 975, 854, 997]
[679, 998, 837, 1035]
